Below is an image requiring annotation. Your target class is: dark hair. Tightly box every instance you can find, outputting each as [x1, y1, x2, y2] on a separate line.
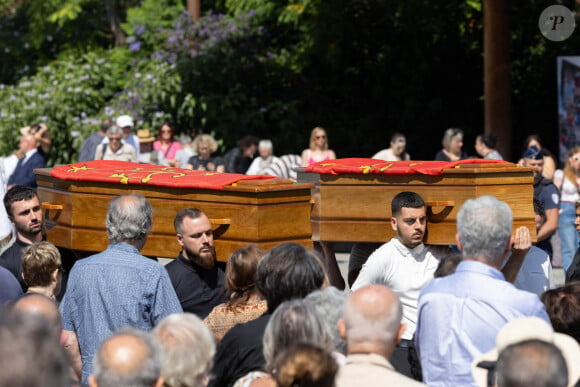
[237, 135, 259, 150]
[534, 198, 546, 227]
[496, 339, 568, 387]
[4, 185, 38, 217]
[434, 254, 462, 278]
[173, 208, 204, 234]
[391, 191, 425, 217]
[274, 343, 338, 387]
[540, 282, 580, 343]
[390, 132, 406, 143]
[256, 243, 326, 311]
[480, 133, 497, 149]
[224, 244, 264, 311]
[522, 134, 554, 158]
[157, 122, 175, 142]
[101, 119, 112, 133]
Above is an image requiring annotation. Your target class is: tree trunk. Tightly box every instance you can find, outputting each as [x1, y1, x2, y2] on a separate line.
[104, 0, 126, 46]
[187, 0, 201, 20]
[484, 0, 511, 160]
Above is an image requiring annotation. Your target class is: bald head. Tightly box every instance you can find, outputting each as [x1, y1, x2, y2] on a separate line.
[341, 285, 403, 357]
[12, 294, 61, 338]
[90, 329, 161, 387]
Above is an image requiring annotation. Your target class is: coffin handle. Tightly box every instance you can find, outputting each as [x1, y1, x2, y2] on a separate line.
[41, 202, 63, 210]
[425, 201, 454, 222]
[210, 218, 231, 239]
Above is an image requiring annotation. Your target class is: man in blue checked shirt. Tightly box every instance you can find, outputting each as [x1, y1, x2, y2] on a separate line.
[59, 194, 182, 385]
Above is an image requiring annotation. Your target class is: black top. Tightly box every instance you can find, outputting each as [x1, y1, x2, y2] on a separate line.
[0, 238, 30, 291]
[0, 237, 76, 300]
[567, 248, 580, 283]
[223, 147, 252, 174]
[165, 254, 226, 319]
[209, 312, 271, 387]
[434, 149, 469, 162]
[187, 155, 224, 172]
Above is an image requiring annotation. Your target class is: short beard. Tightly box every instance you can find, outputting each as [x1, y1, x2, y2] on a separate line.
[185, 246, 216, 269]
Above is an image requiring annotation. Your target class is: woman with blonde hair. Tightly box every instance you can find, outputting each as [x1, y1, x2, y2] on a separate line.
[186, 134, 224, 172]
[553, 146, 580, 270]
[301, 127, 336, 167]
[434, 128, 468, 162]
[22, 241, 62, 300]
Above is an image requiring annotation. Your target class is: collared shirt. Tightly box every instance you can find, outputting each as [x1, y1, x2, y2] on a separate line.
[60, 242, 182, 384]
[351, 238, 451, 339]
[336, 353, 425, 387]
[416, 260, 550, 387]
[165, 254, 226, 319]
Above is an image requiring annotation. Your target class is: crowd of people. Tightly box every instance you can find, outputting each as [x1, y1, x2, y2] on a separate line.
[0, 118, 579, 387]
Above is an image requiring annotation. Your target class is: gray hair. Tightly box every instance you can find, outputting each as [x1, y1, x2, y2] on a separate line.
[342, 287, 402, 354]
[106, 194, 153, 243]
[304, 286, 347, 354]
[263, 299, 333, 372]
[92, 328, 161, 387]
[496, 339, 568, 387]
[106, 125, 123, 136]
[457, 196, 512, 264]
[258, 139, 273, 151]
[152, 313, 216, 387]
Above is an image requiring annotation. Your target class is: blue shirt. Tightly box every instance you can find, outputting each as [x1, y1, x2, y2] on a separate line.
[416, 260, 549, 387]
[59, 242, 182, 383]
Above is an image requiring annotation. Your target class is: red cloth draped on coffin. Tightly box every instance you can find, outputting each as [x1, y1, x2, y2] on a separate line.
[305, 158, 509, 175]
[50, 160, 276, 190]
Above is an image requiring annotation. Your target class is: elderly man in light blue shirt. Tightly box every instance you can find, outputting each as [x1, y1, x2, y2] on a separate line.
[59, 194, 182, 384]
[415, 196, 550, 387]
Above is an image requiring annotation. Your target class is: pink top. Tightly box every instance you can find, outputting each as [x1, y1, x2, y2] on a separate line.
[153, 140, 181, 160]
[308, 150, 332, 166]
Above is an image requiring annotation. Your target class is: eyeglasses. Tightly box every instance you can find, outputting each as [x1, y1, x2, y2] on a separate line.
[161, 129, 172, 134]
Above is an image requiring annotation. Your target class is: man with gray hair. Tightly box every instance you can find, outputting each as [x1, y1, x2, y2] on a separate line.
[60, 194, 182, 384]
[152, 313, 216, 387]
[89, 328, 163, 387]
[496, 339, 568, 387]
[94, 124, 137, 162]
[416, 196, 550, 387]
[336, 284, 425, 386]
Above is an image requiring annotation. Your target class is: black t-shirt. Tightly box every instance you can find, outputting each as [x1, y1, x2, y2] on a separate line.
[165, 254, 226, 319]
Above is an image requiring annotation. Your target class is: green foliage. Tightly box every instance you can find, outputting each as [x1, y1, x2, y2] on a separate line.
[122, 0, 185, 54]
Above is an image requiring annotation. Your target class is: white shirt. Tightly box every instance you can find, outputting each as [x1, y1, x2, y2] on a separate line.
[246, 155, 280, 175]
[503, 246, 554, 296]
[351, 238, 451, 339]
[372, 148, 410, 161]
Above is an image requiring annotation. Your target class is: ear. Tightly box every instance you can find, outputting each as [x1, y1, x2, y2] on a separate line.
[176, 233, 184, 247]
[337, 318, 346, 340]
[51, 268, 59, 282]
[455, 233, 462, 252]
[391, 217, 397, 232]
[88, 375, 98, 387]
[396, 323, 407, 344]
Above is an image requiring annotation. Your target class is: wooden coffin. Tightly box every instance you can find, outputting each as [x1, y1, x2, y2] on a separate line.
[301, 162, 536, 245]
[35, 169, 313, 262]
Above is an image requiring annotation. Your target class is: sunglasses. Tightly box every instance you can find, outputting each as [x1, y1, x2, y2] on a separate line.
[316, 135, 326, 139]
